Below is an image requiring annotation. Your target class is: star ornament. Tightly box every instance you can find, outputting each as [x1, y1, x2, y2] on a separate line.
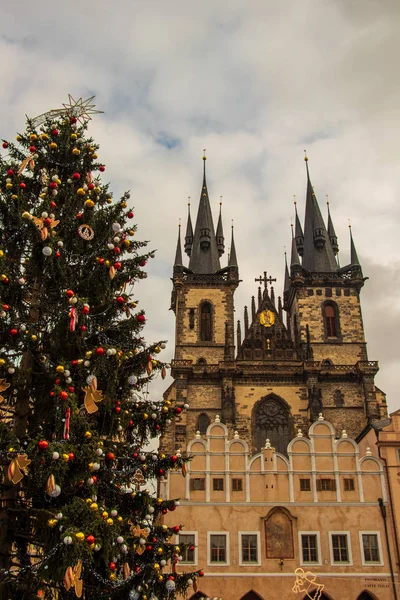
[62, 95, 103, 123]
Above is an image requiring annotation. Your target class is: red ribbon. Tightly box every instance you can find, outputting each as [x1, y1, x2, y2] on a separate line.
[69, 307, 78, 332]
[64, 407, 70, 440]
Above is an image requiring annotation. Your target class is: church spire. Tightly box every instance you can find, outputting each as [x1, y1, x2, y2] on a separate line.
[174, 222, 183, 267]
[349, 225, 361, 268]
[216, 198, 225, 257]
[284, 251, 290, 293]
[290, 223, 301, 267]
[294, 198, 304, 257]
[302, 155, 338, 272]
[228, 223, 238, 268]
[327, 198, 339, 255]
[188, 152, 221, 274]
[184, 199, 193, 257]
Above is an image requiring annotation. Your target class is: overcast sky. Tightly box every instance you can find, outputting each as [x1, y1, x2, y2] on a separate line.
[1, 0, 399, 414]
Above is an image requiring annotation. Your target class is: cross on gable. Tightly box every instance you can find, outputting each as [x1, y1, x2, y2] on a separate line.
[255, 271, 277, 289]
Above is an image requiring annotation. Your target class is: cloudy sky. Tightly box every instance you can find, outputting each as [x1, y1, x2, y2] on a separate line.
[1, 0, 399, 412]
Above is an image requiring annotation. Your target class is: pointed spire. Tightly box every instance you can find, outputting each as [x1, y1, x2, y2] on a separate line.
[326, 198, 339, 255]
[228, 222, 238, 268]
[216, 197, 225, 257]
[258, 286, 262, 309]
[184, 199, 193, 257]
[270, 287, 275, 307]
[174, 222, 183, 267]
[294, 197, 304, 257]
[284, 251, 290, 292]
[251, 296, 256, 321]
[290, 224, 301, 267]
[349, 225, 361, 267]
[244, 306, 249, 337]
[302, 154, 338, 272]
[237, 320, 242, 352]
[188, 152, 221, 273]
[278, 296, 283, 320]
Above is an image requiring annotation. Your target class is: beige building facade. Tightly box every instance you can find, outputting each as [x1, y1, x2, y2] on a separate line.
[161, 158, 396, 600]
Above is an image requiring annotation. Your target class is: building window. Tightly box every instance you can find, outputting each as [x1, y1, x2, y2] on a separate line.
[397, 448, 400, 463]
[323, 301, 341, 339]
[362, 534, 380, 563]
[331, 534, 350, 563]
[334, 389, 344, 407]
[200, 302, 212, 341]
[301, 534, 318, 563]
[189, 308, 195, 329]
[213, 478, 224, 491]
[300, 479, 311, 491]
[344, 478, 355, 491]
[209, 534, 227, 564]
[179, 534, 196, 564]
[197, 413, 210, 435]
[232, 478, 243, 492]
[317, 478, 336, 491]
[191, 478, 205, 491]
[241, 534, 258, 563]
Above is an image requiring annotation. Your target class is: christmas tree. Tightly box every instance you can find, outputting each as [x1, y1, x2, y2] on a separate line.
[0, 97, 202, 599]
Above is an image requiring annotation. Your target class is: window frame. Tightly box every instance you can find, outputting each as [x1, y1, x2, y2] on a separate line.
[191, 478, 205, 491]
[300, 478, 311, 491]
[298, 531, 322, 566]
[199, 301, 213, 342]
[207, 531, 230, 566]
[359, 531, 384, 566]
[238, 531, 261, 567]
[212, 478, 224, 492]
[322, 300, 342, 342]
[232, 478, 243, 492]
[344, 478, 355, 491]
[329, 531, 353, 566]
[177, 531, 198, 565]
[197, 413, 210, 435]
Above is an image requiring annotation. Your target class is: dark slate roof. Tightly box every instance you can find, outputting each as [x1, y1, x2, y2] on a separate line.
[228, 225, 238, 268]
[302, 159, 338, 272]
[294, 202, 304, 239]
[349, 227, 361, 267]
[284, 252, 290, 292]
[290, 224, 301, 266]
[174, 224, 183, 267]
[188, 159, 221, 274]
[184, 202, 193, 257]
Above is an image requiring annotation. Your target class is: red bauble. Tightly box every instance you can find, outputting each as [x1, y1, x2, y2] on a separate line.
[129, 420, 134, 427]
[169, 576, 175, 581]
[169, 505, 176, 511]
[116, 296, 125, 305]
[59, 391, 68, 400]
[88, 183, 94, 190]
[175, 407, 182, 415]
[156, 424, 161, 430]
[55, 379, 61, 385]
[2, 304, 9, 311]
[51, 129, 59, 136]
[49, 391, 55, 397]
[199, 570, 204, 577]
[2, 142, 8, 148]
[98, 258, 105, 264]
[95, 347, 104, 356]
[70, 117, 77, 124]
[189, 545, 195, 552]
[72, 172, 80, 180]
[115, 406, 121, 414]
[139, 260, 146, 267]
[133, 452, 138, 458]
[19, 183, 26, 189]
[29, 145, 36, 153]
[43, 218, 52, 227]
[49, 182, 57, 189]
[99, 165, 105, 172]
[158, 469, 164, 476]
[50, 201, 57, 209]
[137, 315, 145, 323]
[114, 262, 121, 270]
[71, 360, 78, 366]
[38, 440, 49, 450]
[10, 328, 18, 336]
[7, 169, 14, 176]
[109, 562, 116, 571]
[106, 452, 115, 461]
[81, 306, 89, 315]
[68, 386, 75, 393]
[113, 247, 121, 255]
[116, 400, 121, 406]
[55, 251, 61, 258]
[170, 455, 178, 463]
[172, 525, 180, 533]
[162, 508, 168, 514]
[66, 289, 74, 298]
[92, 476, 97, 483]
[68, 453, 74, 461]
[80, 325, 87, 332]
[76, 213, 83, 219]
[127, 211, 134, 218]
[87, 535, 95, 544]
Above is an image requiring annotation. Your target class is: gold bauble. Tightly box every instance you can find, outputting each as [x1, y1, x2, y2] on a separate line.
[120, 201, 127, 208]
[107, 518, 114, 525]
[107, 197, 112, 204]
[102, 511, 108, 518]
[75, 532, 85, 541]
[90, 503, 98, 511]
[30, 134, 38, 141]
[62, 454, 69, 462]
[48, 519, 57, 527]
[72, 148, 80, 155]
[40, 133, 49, 140]
[85, 431, 92, 439]
[11, 194, 18, 200]
[77, 188, 85, 196]
[85, 199, 95, 208]
[49, 142, 57, 150]
[6, 183, 12, 190]
[56, 365, 65, 372]
[71, 133, 77, 140]
[109, 573, 116, 581]
[85, 351, 92, 358]
[158, 575, 163, 582]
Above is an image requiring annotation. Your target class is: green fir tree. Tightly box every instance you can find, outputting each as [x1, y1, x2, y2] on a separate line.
[0, 99, 202, 599]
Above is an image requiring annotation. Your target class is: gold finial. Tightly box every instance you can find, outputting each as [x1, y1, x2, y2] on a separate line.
[304, 149, 308, 162]
[178, 218, 181, 228]
[348, 219, 352, 229]
[293, 194, 296, 206]
[231, 219, 234, 229]
[220, 195, 223, 207]
[188, 196, 191, 207]
[203, 148, 206, 160]
[326, 194, 329, 207]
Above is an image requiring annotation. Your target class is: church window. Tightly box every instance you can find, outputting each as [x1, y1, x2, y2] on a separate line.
[325, 288, 332, 297]
[200, 302, 212, 341]
[300, 478, 311, 491]
[191, 478, 205, 491]
[323, 301, 341, 339]
[240, 534, 258, 563]
[232, 478, 243, 492]
[197, 357, 206, 365]
[209, 534, 227, 563]
[344, 478, 354, 491]
[334, 389, 344, 407]
[189, 308, 195, 329]
[197, 413, 210, 435]
[252, 395, 294, 455]
[301, 534, 318, 563]
[213, 478, 224, 491]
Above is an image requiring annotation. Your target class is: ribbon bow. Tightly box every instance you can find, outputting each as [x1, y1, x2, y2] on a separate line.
[8, 454, 31, 484]
[64, 560, 83, 598]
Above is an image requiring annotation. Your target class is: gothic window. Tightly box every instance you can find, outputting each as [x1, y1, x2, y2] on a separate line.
[189, 308, 195, 329]
[197, 413, 210, 435]
[197, 357, 207, 365]
[322, 301, 341, 340]
[240, 592, 265, 600]
[334, 389, 344, 407]
[199, 301, 212, 341]
[252, 395, 294, 455]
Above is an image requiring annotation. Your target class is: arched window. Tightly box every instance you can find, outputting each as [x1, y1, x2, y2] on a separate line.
[198, 413, 210, 435]
[240, 592, 265, 600]
[357, 592, 379, 600]
[322, 301, 341, 340]
[200, 302, 212, 341]
[251, 395, 294, 455]
[197, 357, 207, 365]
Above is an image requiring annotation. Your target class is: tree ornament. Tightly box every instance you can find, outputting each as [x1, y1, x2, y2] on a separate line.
[8, 454, 31, 484]
[82, 385, 103, 414]
[64, 560, 83, 598]
[38, 440, 49, 450]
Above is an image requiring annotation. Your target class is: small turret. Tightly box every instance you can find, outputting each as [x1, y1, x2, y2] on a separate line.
[173, 222, 183, 268]
[184, 200, 193, 257]
[216, 199, 225, 257]
[327, 199, 339, 255]
[294, 200, 304, 257]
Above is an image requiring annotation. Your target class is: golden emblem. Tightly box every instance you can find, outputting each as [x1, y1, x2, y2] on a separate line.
[260, 309, 275, 327]
[78, 224, 95, 241]
[292, 568, 325, 599]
